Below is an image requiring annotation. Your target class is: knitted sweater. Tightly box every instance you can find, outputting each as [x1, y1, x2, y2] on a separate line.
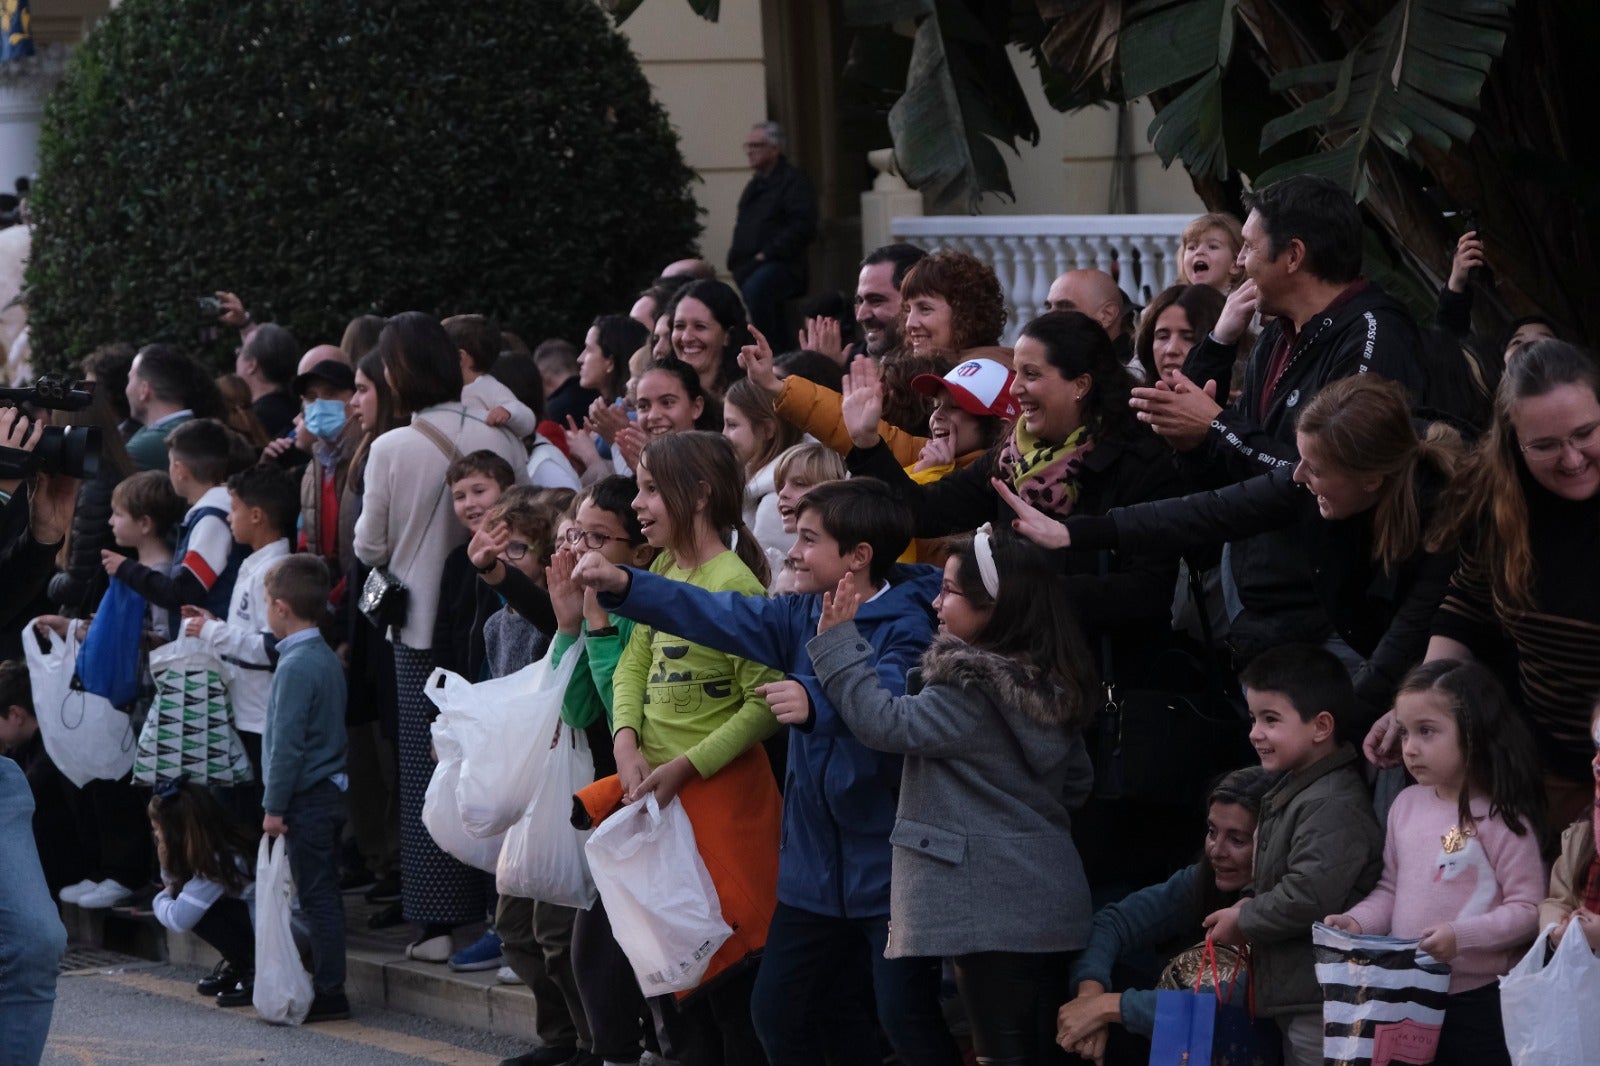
[1344, 785, 1544, 993]
[261, 632, 348, 815]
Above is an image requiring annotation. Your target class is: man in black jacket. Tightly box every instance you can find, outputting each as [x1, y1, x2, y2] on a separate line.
[1131, 174, 1426, 660]
[728, 121, 817, 344]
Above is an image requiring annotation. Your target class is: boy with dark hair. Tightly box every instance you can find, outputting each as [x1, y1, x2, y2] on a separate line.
[260, 553, 350, 1023]
[1207, 642, 1383, 1066]
[569, 478, 962, 1065]
[444, 314, 536, 437]
[181, 464, 300, 809]
[105, 419, 250, 644]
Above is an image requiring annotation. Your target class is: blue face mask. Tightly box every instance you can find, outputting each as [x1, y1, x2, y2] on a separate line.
[304, 398, 347, 441]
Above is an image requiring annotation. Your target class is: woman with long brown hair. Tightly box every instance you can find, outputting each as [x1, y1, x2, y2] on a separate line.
[1365, 339, 1600, 827]
[1002, 373, 1465, 722]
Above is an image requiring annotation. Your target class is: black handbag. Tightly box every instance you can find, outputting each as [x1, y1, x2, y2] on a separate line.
[1089, 553, 1251, 806]
[359, 566, 408, 633]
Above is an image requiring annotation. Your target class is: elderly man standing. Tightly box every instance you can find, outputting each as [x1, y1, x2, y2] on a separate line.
[728, 120, 817, 344]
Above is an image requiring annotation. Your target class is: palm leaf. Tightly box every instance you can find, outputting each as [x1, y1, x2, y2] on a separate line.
[1117, 0, 1236, 178]
[604, 0, 719, 24]
[1257, 0, 1512, 198]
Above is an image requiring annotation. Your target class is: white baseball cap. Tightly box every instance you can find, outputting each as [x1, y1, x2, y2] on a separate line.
[911, 358, 1020, 420]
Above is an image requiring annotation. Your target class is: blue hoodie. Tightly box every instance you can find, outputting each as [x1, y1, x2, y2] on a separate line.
[600, 563, 940, 919]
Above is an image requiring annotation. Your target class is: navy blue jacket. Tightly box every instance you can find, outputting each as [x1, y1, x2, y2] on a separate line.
[601, 563, 940, 919]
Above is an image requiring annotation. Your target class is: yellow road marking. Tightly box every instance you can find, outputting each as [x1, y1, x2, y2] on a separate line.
[79, 969, 502, 1065]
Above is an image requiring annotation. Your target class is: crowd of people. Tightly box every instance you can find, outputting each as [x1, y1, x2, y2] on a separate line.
[1, 170, 1597, 1066]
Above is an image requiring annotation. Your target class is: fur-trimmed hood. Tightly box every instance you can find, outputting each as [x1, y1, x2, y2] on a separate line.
[913, 634, 1079, 777]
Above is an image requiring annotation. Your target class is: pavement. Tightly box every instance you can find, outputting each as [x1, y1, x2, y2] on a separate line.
[44, 958, 529, 1065]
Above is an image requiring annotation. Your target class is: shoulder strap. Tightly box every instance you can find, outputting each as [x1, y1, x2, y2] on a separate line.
[413, 417, 463, 465]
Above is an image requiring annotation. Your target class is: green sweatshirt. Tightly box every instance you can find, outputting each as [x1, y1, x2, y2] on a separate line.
[552, 614, 635, 730]
[611, 551, 782, 778]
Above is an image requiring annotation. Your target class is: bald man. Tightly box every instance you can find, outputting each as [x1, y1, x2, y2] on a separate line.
[297, 344, 348, 376]
[1044, 269, 1141, 378]
[659, 257, 717, 281]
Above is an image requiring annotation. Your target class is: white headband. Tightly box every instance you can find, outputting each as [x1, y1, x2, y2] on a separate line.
[973, 523, 1000, 599]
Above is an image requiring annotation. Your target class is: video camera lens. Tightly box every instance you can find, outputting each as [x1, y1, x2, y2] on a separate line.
[36, 425, 101, 480]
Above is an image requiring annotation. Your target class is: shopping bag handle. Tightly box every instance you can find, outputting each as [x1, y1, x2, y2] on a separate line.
[1197, 935, 1254, 1015]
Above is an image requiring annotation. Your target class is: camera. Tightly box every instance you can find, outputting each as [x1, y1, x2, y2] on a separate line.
[0, 375, 103, 481]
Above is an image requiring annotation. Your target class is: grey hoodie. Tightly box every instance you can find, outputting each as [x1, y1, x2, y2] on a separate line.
[808, 625, 1094, 957]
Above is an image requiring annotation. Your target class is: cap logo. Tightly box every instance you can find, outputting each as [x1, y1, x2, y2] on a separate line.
[955, 361, 982, 378]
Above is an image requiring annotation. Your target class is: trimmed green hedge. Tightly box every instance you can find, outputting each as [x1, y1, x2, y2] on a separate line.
[26, 0, 701, 372]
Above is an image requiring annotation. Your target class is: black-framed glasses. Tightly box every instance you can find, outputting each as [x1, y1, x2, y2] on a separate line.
[1520, 420, 1600, 463]
[501, 541, 531, 561]
[564, 528, 626, 550]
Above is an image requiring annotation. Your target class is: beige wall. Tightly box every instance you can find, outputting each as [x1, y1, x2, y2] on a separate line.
[612, 3, 768, 278]
[980, 46, 1204, 217]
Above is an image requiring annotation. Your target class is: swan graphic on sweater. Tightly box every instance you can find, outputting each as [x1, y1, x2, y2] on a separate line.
[1434, 834, 1498, 919]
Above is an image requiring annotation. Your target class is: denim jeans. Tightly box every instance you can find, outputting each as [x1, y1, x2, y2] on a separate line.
[1, 757, 69, 1066]
[750, 902, 960, 1066]
[284, 778, 347, 993]
[739, 261, 806, 349]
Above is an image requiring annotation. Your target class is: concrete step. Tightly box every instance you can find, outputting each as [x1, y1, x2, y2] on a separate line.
[65, 892, 542, 1042]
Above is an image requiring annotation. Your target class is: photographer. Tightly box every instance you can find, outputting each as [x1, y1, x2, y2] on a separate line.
[1, 406, 82, 655]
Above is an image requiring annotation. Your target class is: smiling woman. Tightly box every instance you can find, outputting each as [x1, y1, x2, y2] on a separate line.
[1054, 767, 1277, 1060]
[1366, 340, 1600, 821]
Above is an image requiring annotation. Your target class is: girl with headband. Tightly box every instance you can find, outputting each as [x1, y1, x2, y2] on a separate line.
[806, 526, 1098, 1066]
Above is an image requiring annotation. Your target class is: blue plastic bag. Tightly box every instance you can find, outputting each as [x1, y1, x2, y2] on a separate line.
[75, 578, 147, 708]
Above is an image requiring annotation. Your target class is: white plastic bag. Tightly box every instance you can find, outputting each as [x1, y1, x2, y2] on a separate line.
[424, 643, 581, 839]
[585, 794, 732, 994]
[496, 721, 597, 908]
[1501, 924, 1600, 1065]
[422, 715, 507, 873]
[22, 621, 137, 787]
[252, 836, 314, 1025]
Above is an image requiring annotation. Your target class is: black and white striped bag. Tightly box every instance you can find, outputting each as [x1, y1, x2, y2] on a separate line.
[1312, 923, 1452, 1066]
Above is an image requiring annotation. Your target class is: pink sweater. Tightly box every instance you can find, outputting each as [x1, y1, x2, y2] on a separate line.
[1345, 785, 1545, 992]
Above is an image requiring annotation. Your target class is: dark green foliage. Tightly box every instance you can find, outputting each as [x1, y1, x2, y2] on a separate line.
[26, 0, 702, 373]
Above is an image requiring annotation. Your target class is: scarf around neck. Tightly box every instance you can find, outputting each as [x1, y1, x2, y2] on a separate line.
[995, 423, 1094, 517]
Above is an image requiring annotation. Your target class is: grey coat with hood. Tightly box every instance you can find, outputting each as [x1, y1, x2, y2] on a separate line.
[807, 625, 1094, 958]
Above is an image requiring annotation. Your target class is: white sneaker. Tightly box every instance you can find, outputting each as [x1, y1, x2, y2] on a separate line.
[58, 878, 99, 904]
[495, 965, 524, 985]
[76, 879, 135, 909]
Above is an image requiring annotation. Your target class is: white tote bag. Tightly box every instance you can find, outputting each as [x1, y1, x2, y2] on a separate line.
[423, 642, 581, 839]
[584, 794, 732, 995]
[1501, 924, 1600, 1066]
[496, 721, 597, 908]
[421, 715, 507, 873]
[22, 621, 137, 787]
[251, 836, 314, 1025]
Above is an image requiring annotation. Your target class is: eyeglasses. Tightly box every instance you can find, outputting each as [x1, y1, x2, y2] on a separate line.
[501, 541, 532, 561]
[742, 141, 772, 151]
[564, 528, 627, 550]
[1519, 420, 1600, 463]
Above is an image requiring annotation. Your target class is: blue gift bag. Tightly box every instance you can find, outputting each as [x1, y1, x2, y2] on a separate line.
[1151, 989, 1217, 1065]
[75, 578, 147, 708]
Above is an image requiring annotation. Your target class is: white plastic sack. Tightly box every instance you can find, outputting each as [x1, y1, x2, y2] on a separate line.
[22, 621, 137, 787]
[421, 716, 507, 873]
[585, 794, 732, 995]
[496, 721, 597, 908]
[1501, 924, 1600, 1066]
[252, 836, 314, 1025]
[423, 642, 581, 839]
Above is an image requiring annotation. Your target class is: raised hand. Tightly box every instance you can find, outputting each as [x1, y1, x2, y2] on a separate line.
[738, 324, 783, 396]
[840, 354, 885, 450]
[1448, 231, 1485, 294]
[546, 547, 585, 634]
[1362, 710, 1402, 769]
[588, 397, 631, 445]
[467, 519, 510, 573]
[564, 416, 602, 474]
[818, 575, 862, 634]
[912, 434, 956, 473]
[615, 425, 648, 472]
[798, 316, 844, 364]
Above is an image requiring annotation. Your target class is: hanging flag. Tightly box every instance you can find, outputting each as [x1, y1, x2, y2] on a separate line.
[2, 0, 34, 63]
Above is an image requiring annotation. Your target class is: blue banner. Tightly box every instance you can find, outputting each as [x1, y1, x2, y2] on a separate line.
[2, 0, 34, 63]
